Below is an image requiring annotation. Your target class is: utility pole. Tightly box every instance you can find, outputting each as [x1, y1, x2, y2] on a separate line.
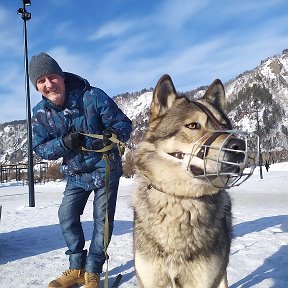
[17, 0, 35, 207]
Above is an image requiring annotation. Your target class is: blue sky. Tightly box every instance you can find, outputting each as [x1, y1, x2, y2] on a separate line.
[1, 0, 288, 123]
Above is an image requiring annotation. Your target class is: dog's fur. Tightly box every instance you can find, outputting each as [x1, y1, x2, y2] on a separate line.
[132, 75, 234, 288]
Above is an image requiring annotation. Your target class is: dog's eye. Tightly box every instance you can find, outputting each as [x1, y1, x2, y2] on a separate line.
[185, 122, 201, 129]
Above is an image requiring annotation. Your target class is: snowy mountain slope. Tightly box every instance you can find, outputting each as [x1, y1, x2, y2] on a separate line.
[224, 50, 288, 151]
[226, 49, 288, 110]
[0, 120, 28, 164]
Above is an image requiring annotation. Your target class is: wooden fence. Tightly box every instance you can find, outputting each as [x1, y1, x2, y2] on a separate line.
[0, 162, 48, 184]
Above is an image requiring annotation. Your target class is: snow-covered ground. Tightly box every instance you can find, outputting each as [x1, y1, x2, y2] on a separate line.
[0, 163, 287, 288]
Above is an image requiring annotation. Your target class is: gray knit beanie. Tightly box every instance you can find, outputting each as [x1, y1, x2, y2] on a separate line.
[29, 52, 65, 90]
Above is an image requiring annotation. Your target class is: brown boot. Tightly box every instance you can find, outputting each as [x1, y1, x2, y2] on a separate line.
[84, 272, 100, 288]
[48, 269, 85, 288]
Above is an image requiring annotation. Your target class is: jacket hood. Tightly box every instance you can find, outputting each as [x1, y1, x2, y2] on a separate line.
[64, 72, 91, 92]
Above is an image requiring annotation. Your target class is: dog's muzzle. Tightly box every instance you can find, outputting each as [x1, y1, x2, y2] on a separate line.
[187, 130, 259, 189]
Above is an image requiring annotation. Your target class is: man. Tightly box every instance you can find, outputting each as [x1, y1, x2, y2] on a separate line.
[29, 52, 132, 288]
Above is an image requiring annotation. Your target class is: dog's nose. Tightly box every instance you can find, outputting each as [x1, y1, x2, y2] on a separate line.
[224, 138, 246, 169]
[227, 138, 245, 151]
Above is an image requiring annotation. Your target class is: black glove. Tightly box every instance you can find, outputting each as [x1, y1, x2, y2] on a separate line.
[102, 129, 115, 146]
[63, 132, 84, 151]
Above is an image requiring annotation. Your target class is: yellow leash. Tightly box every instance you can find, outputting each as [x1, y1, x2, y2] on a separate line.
[80, 132, 126, 156]
[80, 132, 125, 288]
[103, 153, 110, 288]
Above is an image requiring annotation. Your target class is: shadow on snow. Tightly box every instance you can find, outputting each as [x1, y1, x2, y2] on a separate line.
[1, 214, 287, 286]
[231, 215, 288, 288]
[0, 219, 133, 265]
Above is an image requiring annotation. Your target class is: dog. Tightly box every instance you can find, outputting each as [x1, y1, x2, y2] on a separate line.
[132, 74, 258, 288]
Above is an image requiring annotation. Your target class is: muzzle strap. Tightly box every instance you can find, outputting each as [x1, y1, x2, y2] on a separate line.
[196, 131, 228, 159]
[191, 100, 227, 130]
[191, 101, 230, 160]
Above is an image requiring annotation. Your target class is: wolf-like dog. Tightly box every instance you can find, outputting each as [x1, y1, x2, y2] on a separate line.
[132, 74, 257, 288]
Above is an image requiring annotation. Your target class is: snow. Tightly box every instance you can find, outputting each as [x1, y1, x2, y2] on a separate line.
[124, 92, 152, 120]
[0, 163, 288, 288]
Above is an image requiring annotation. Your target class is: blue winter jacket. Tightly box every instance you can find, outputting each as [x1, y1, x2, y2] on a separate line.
[32, 73, 132, 190]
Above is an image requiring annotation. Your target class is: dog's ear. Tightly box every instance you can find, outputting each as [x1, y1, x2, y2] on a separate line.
[150, 74, 178, 120]
[202, 79, 226, 112]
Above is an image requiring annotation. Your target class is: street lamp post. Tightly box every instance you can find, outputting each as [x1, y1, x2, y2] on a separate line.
[254, 101, 263, 179]
[17, 0, 35, 207]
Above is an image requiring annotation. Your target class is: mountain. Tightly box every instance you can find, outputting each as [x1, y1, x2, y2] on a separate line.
[225, 49, 288, 153]
[1, 49, 288, 167]
[116, 49, 288, 161]
[0, 120, 28, 164]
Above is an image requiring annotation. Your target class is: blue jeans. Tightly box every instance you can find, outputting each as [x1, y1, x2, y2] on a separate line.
[58, 172, 120, 274]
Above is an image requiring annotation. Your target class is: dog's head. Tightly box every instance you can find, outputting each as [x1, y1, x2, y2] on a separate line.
[135, 74, 258, 196]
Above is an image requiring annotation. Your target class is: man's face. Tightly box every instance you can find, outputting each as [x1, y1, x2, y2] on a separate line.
[36, 74, 65, 106]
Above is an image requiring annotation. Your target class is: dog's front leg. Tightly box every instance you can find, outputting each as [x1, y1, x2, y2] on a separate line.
[135, 252, 169, 288]
[218, 271, 228, 288]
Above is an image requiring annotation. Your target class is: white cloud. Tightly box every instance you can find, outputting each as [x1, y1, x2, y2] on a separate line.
[152, 0, 210, 30]
[0, 63, 30, 122]
[0, 6, 23, 55]
[88, 20, 135, 41]
[54, 21, 75, 40]
[221, 0, 286, 15]
[0, 6, 8, 24]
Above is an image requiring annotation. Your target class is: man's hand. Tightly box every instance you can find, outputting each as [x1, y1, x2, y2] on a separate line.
[102, 129, 115, 146]
[63, 132, 84, 151]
